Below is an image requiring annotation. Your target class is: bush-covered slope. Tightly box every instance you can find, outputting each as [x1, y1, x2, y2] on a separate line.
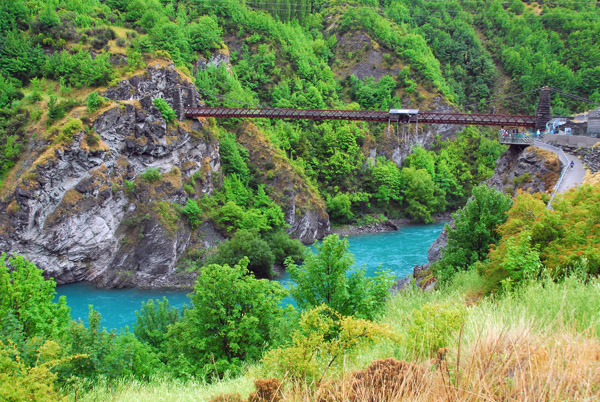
[0, 0, 598, 283]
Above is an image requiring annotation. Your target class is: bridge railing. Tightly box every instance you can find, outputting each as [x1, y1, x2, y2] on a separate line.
[498, 133, 534, 145]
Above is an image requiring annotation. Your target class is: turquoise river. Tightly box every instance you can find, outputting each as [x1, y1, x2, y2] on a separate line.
[55, 222, 445, 330]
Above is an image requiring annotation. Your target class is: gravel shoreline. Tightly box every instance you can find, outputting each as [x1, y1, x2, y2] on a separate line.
[329, 212, 452, 237]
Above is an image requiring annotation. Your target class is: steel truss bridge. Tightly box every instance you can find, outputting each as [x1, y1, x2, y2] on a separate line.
[185, 87, 593, 136]
[184, 106, 537, 128]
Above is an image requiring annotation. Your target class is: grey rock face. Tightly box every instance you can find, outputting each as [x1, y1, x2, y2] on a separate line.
[486, 145, 561, 195]
[1, 65, 221, 288]
[193, 51, 231, 76]
[284, 190, 330, 244]
[104, 63, 200, 119]
[427, 224, 449, 264]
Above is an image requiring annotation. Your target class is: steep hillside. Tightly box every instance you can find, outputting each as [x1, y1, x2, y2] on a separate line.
[0, 0, 598, 286]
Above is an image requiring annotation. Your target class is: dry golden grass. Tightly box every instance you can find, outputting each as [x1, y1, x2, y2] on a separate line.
[274, 329, 600, 402]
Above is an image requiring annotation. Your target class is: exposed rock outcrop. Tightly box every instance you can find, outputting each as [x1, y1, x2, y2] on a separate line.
[0, 64, 222, 288]
[486, 145, 561, 196]
[424, 144, 561, 266]
[236, 123, 330, 244]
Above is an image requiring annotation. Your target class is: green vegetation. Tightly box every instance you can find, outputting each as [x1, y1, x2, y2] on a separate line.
[287, 234, 394, 320]
[2, 0, 600, 399]
[433, 184, 513, 283]
[166, 258, 286, 377]
[141, 167, 161, 182]
[6, 177, 600, 400]
[152, 98, 177, 123]
[86, 91, 104, 113]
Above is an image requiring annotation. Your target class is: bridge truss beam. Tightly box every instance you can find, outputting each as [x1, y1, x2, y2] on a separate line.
[184, 107, 537, 127]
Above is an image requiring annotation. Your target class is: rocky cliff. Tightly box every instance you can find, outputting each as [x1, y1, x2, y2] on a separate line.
[0, 64, 222, 288]
[424, 144, 562, 267]
[0, 62, 332, 287]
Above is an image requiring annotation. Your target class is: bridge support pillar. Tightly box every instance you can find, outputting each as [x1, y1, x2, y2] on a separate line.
[535, 86, 552, 132]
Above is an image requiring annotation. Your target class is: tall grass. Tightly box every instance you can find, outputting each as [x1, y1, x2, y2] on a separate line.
[75, 272, 600, 401]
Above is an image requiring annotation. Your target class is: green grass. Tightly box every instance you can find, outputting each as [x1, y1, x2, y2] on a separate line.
[74, 271, 600, 401]
[73, 373, 257, 402]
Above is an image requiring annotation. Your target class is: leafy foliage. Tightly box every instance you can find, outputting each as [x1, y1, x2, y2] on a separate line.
[288, 235, 394, 320]
[433, 184, 512, 284]
[0, 253, 70, 340]
[263, 305, 397, 382]
[152, 98, 177, 123]
[181, 199, 202, 229]
[166, 259, 286, 377]
[63, 307, 159, 381]
[479, 185, 600, 293]
[134, 298, 181, 355]
[86, 92, 104, 113]
[207, 229, 275, 278]
[141, 167, 161, 182]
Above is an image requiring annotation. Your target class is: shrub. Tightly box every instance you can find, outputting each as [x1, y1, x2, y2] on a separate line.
[181, 199, 202, 229]
[0, 340, 65, 402]
[134, 298, 181, 354]
[208, 229, 275, 278]
[152, 98, 176, 123]
[141, 167, 161, 182]
[86, 92, 104, 113]
[166, 259, 286, 378]
[478, 230, 542, 293]
[263, 306, 396, 382]
[85, 127, 99, 146]
[405, 302, 465, 359]
[0, 253, 70, 340]
[219, 132, 249, 179]
[327, 193, 353, 224]
[287, 235, 394, 319]
[187, 16, 222, 53]
[123, 180, 136, 195]
[433, 184, 512, 283]
[268, 230, 305, 265]
[64, 307, 159, 380]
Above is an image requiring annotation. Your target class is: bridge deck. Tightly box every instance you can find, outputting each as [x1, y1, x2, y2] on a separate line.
[499, 133, 535, 145]
[184, 107, 537, 127]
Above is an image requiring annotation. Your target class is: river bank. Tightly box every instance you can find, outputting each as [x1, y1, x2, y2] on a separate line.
[329, 212, 452, 237]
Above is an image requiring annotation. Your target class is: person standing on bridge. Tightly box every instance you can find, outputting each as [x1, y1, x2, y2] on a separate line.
[536, 129, 540, 139]
[570, 160, 575, 169]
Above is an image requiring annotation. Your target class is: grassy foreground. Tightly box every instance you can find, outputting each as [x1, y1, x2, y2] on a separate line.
[76, 271, 600, 402]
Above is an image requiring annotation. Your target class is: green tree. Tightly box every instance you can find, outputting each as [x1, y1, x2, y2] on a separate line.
[134, 298, 181, 354]
[400, 167, 445, 223]
[64, 307, 159, 380]
[181, 199, 202, 229]
[152, 98, 177, 123]
[287, 235, 394, 320]
[327, 193, 353, 224]
[434, 184, 513, 283]
[0, 253, 70, 340]
[166, 259, 286, 377]
[207, 229, 275, 278]
[187, 16, 222, 53]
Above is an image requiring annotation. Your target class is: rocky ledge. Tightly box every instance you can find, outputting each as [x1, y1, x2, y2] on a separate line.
[0, 64, 222, 288]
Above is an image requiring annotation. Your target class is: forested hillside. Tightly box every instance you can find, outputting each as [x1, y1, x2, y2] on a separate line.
[1, 0, 598, 231]
[2, 0, 600, 400]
